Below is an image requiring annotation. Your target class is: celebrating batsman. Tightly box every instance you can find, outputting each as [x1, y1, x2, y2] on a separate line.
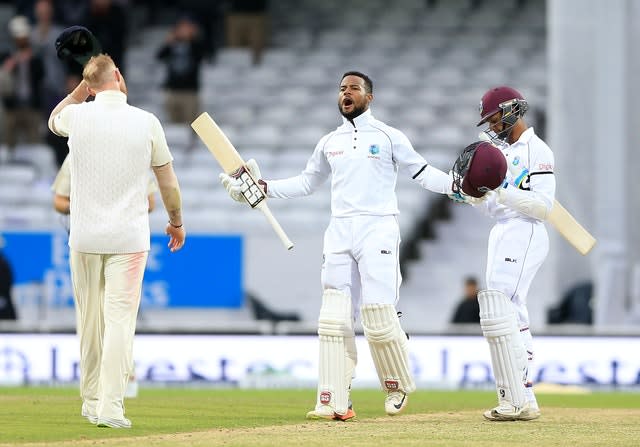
[452, 86, 556, 421]
[221, 71, 454, 420]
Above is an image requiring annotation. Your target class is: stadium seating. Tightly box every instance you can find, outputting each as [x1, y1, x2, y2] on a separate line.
[0, 0, 552, 333]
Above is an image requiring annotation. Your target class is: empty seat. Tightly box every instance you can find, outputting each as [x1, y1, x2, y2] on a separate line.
[233, 124, 283, 149]
[215, 48, 253, 70]
[163, 123, 193, 148]
[13, 144, 56, 177]
[0, 164, 37, 185]
[261, 49, 299, 69]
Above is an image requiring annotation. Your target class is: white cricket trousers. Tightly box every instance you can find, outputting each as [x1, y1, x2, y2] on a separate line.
[321, 215, 401, 312]
[70, 250, 148, 420]
[486, 218, 549, 329]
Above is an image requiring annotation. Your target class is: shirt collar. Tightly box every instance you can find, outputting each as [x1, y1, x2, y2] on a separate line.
[94, 90, 127, 104]
[514, 127, 535, 145]
[341, 108, 373, 127]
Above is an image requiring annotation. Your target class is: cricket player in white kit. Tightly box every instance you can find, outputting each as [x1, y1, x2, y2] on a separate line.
[51, 153, 159, 398]
[221, 71, 454, 420]
[460, 86, 555, 421]
[48, 54, 185, 428]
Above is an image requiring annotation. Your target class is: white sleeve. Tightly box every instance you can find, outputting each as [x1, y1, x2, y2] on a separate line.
[391, 129, 453, 195]
[150, 114, 173, 166]
[526, 146, 555, 211]
[500, 144, 556, 220]
[413, 165, 453, 195]
[51, 154, 71, 196]
[50, 103, 78, 138]
[266, 137, 331, 199]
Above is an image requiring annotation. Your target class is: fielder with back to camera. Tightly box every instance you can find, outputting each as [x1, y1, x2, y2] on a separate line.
[220, 71, 455, 420]
[48, 52, 185, 428]
[452, 86, 555, 421]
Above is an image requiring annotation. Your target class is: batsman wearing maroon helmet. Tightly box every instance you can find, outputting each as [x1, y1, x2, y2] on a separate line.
[453, 86, 556, 421]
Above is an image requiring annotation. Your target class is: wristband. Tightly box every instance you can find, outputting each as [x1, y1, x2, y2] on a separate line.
[168, 221, 183, 228]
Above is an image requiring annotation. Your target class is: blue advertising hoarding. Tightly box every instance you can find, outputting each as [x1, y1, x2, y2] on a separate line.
[1, 231, 243, 308]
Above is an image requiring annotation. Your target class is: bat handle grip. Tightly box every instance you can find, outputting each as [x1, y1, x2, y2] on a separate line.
[256, 201, 294, 250]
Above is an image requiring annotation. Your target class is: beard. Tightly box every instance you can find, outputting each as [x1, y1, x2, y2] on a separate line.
[340, 102, 367, 121]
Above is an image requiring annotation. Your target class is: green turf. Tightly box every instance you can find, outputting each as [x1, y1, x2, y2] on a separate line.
[1, 387, 639, 446]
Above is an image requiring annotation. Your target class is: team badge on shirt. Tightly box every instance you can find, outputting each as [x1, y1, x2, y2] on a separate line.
[369, 144, 380, 155]
[512, 156, 520, 166]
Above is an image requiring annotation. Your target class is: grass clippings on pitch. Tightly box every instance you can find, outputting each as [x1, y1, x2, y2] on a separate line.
[1, 387, 639, 447]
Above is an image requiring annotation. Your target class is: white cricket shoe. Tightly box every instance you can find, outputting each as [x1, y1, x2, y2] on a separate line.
[96, 417, 132, 428]
[306, 403, 356, 421]
[384, 391, 408, 416]
[483, 402, 540, 421]
[81, 403, 97, 424]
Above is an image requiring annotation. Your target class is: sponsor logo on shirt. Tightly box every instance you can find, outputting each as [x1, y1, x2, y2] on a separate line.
[538, 163, 553, 170]
[326, 150, 344, 158]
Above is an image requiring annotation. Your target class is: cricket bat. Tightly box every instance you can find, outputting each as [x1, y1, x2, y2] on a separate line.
[191, 112, 294, 250]
[547, 200, 596, 255]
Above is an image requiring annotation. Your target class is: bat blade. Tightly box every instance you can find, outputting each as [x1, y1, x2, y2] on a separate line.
[191, 112, 294, 250]
[191, 112, 244, 175]
[548, 200, 596, 255]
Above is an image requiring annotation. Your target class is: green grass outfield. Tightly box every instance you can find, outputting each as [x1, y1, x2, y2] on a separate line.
[1, 387, 640, 446]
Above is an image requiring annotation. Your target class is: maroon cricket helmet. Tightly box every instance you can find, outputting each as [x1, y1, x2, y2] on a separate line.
[452, 141, 508, 198]
[477, 86, 526, 126]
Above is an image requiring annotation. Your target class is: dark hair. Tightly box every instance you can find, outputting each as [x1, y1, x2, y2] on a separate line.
[464, 276, 478, 286]
[341, 71, 373, 94]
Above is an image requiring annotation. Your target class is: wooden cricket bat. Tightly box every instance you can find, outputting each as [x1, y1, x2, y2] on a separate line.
[547, 200, 596, 255]
[191, 112, 294, 250]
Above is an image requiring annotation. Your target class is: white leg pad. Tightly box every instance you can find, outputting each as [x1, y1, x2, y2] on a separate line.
[361, 304, 416, 394]
[316, 289, 354, 415]
[479, 289, 527, 409]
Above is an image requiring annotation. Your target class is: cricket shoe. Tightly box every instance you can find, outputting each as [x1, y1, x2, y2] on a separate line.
[81, 404, 97, 425]
[306, 403, 356, 421]
[483, 402, 540, 421]
[96, 417, 132, 428]
[385, 391, 408, 416]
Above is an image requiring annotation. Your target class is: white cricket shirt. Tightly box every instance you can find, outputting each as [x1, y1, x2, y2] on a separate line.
[51, 90, 173, 253]
[266, 109, 451, 217]
[51, 153, 159, 198]
[482, 127, 556, 221]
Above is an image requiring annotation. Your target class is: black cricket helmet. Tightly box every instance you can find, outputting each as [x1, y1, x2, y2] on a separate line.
[55, 26, 102, 66]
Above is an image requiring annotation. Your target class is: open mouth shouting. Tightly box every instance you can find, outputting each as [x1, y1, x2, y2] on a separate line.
[341, 97, 354, 113]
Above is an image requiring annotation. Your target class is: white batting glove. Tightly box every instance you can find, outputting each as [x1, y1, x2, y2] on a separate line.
[219, 173, 244, 202]
[219, 158, 266, 204]
[245, 158, 262, 181]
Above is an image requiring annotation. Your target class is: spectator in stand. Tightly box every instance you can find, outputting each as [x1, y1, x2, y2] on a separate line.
[84, 0, 127, 73]
[225, 0, 268, 65]
[451, 276, 480, 324]
[31, 0, 71, 167]
[0, 15, 45, 163]
[31, 0, 66, 113]
[178, 0, 224, 61]
[156, 14, 205, 148]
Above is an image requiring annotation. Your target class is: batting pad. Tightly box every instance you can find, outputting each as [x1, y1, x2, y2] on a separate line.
[479, 289, 527, 408]
[316, 289, 355, 415]
[361, 304, 416, 394]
